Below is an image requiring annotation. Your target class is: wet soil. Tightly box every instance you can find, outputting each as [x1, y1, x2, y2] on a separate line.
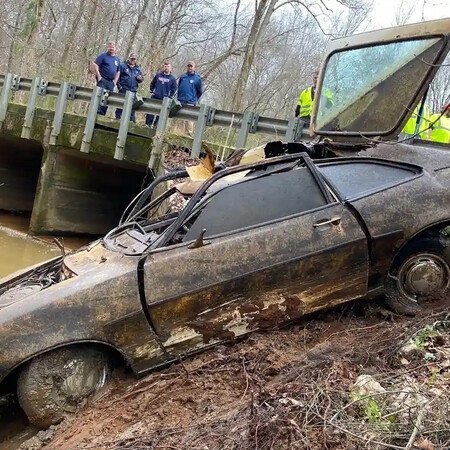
[7, 298, 449, 450]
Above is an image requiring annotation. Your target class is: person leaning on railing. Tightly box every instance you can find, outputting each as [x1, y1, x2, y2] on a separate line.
[115, 53, 144, 123]
[92, 41, 121, 116]
[177, 61, 203, 136]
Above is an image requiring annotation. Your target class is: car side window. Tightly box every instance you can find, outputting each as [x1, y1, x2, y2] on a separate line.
[318, 161, 419, 200]
[183, 167, 328, 241]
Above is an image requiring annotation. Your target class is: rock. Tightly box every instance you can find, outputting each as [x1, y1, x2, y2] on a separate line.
[429, 388, 443, 398]
[19, 436, 42, 450]
[400, 342, 420, 359]
[36, 426, 55, 443]
[391, 385, 428, 421]
[279, 397, 304, 407]
[400, 358, 410, 365]
[352, 375, 385, 396]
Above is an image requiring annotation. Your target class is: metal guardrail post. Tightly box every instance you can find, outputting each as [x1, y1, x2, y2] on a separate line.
[148, 96, 172, 171]
[21, 77, 41, 139]
[0, 73, 13, 129]
[236, 111, 259, 149]
[191, 104, 213, 158]
[114, 90, 134, 160]
[49, 82, 70, 145]
[285, 117, 305, 142]
[80, 87, 104, 153]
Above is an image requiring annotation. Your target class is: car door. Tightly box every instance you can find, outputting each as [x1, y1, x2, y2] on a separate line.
[142, 161, 369, 357]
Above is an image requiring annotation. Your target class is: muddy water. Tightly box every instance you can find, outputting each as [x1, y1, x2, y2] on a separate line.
[0, 220, 60, 279]
[0, 213, 90, 449]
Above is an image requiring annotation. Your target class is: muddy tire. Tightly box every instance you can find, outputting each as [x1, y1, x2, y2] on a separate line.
[17, 346, 110, 429]
[385, 234, 450, 315]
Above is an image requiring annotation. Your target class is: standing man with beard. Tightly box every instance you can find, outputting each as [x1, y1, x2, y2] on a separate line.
[92, 42, 121, 115]
[146, 62, 177, 128]
[115, 53, 144, 123]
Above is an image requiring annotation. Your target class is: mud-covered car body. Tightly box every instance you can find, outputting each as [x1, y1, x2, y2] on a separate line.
[0, 18, 450, 391]
[1, 144, 449, 387]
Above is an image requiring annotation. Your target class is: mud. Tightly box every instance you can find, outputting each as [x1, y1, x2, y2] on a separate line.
[17, 346, 110, 429]
[8, 298, 448, 450]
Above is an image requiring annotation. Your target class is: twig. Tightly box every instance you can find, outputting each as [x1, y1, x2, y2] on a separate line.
[178, 355, 190, 375]
[405, 407, 425, 449]
[240, 357, 250, 400]
[317, 411, 406, 449]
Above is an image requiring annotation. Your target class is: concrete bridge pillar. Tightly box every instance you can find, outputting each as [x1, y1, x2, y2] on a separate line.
[0, 103, 154, 236]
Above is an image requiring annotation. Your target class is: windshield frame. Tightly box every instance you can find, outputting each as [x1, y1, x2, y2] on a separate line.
[311, 18, 450, 141]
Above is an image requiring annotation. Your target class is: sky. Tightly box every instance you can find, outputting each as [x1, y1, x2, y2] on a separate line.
[368, 0, 450, 30]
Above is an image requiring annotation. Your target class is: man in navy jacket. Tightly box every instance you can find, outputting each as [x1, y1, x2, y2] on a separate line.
[92, 42, 121, 115]
[177, 61, 203, 135]
[115, 53, 144, 123]
[146, 62, 177, 128]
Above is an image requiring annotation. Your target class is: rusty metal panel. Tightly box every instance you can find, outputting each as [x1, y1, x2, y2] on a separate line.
[348, 152, 450, 287]
[0, 245, 165, 384]
[144, 204, 368, 356]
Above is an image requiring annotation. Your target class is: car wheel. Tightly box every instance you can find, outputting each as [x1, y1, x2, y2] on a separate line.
[17, 346, 110, 428]
[385, 234, 450, 315]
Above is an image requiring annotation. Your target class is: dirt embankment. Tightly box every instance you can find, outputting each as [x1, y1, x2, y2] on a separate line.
[15, 298, 450, 450]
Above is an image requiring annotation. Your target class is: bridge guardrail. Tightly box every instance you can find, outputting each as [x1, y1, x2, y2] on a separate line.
[0, 73, 309, 169]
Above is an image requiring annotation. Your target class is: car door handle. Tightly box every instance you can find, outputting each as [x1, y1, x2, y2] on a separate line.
[313, 217, 342, 228]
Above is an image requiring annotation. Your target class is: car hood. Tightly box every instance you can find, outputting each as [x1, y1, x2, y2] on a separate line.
[0, 240, 131, 310]
[311, 18, 450, 144]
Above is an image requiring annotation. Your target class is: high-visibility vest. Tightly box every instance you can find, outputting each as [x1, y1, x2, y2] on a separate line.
[402, 103, 431, 139]
[430, 114, 450, 144]
[297, 87, 314, 118]
[297, 87, 333, 118]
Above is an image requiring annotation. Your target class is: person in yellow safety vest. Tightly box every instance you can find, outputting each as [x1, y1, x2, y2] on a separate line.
[295, 72, 333, 125]
[401, 102, 431, 139]
[430, 104, 450, 144]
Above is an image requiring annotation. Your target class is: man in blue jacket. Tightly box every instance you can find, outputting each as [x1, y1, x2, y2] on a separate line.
[177, 61, 203, 135]
[115, 53, 144, 123]
[93, 42, 121, 115]
[146, 62, 177, 128]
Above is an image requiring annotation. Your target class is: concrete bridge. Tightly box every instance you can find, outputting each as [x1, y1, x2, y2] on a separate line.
[0, 73, 303, 236]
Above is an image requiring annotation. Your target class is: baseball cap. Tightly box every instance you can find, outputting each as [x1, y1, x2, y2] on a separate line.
[187, 61, 195, 67]
[129, 52, 137, 59]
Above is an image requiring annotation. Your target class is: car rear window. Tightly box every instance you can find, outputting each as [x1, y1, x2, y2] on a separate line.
[184, 167, 327, 240]
[318, 161, 419, 199]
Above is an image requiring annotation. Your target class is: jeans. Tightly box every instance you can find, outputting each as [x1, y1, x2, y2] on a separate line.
[146, 95, 162, 128]
[96, 78, 115, 115]
[146, 113, 159, 128]
[115, 89, 136, 123]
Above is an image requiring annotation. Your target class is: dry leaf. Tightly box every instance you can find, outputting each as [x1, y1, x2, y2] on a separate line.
[414, 438, 435, 450]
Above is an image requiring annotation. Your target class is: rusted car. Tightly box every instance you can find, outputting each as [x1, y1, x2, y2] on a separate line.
[0, 19, 449, 428]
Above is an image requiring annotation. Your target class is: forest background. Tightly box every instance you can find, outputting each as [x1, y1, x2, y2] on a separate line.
[0, 0, 448, 121]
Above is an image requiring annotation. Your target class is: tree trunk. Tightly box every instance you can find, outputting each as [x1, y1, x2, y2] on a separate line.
[126, 0, 155, 57]
[21, 0, 46, 75]
[82, 0, 99, 85]
[6, 0, 27, 73]
[60, 0, 87, 66]
[230, 0, 277, 111]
